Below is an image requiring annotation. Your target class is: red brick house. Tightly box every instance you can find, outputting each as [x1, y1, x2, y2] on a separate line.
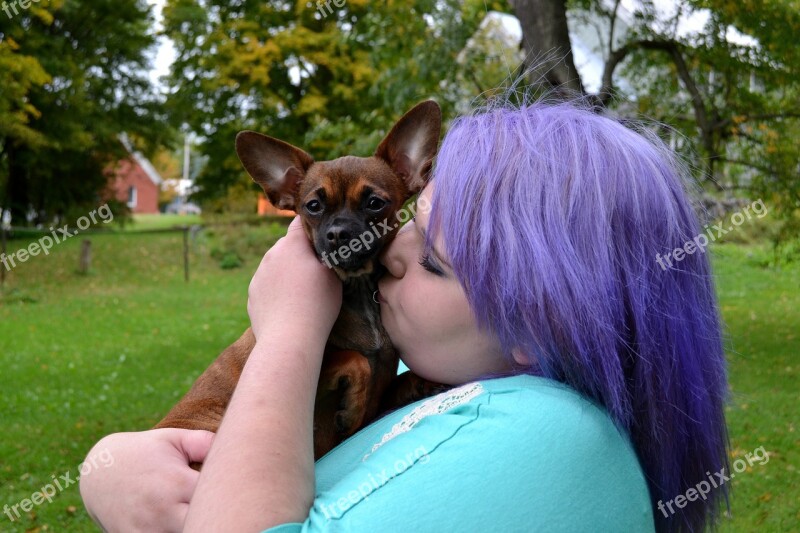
[108, 137, 163, 214]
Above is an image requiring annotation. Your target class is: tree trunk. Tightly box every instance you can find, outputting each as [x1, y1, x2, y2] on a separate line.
[6, 143, 30, 226]
[79, 239, 92, 275]
[509, 0, 585, 95]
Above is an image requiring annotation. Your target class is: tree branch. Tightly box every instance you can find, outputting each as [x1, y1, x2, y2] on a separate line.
[608, 0, 622, 59]
[598, 39, 707, 121]
[720, 157, 776, 176]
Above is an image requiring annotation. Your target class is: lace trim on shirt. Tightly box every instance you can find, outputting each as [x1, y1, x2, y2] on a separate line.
[362, 381, 485, 461]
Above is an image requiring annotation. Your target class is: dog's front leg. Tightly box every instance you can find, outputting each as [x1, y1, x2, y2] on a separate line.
[313, 350, 372, 458]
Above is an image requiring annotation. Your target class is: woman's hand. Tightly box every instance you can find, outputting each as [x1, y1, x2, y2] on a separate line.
[79, 429, 214, 533]
[247, 216, 342, 343]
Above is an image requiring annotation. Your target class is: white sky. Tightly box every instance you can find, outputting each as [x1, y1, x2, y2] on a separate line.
[147, 0, 176, 88]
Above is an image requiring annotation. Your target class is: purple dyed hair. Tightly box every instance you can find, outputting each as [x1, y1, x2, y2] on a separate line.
[425, 99, 729, 533]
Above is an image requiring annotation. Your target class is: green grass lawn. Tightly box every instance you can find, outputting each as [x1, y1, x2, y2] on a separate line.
[121, 213, 204, 231]
[0, 223, 797, 531]
[711, 243, 800, 531]
[0, 222, 286, 532]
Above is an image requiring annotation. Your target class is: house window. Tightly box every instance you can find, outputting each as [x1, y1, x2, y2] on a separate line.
[127, 186, 138, 208]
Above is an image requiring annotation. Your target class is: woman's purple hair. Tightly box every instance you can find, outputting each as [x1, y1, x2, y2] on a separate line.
[425, 97, 729, 532]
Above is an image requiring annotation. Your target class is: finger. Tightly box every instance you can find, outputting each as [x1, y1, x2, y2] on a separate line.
[288, 215, 302, 230]
[287, 217, 310, 241]
[165, 502, 191, 533]
[175, 466, 202, 501]
[284, 216, 305, 236]
[168, 469, 202, 530]
[178, 430, 215, 464]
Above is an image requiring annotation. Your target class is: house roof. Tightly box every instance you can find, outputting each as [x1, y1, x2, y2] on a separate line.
[118, 133, 163, 187]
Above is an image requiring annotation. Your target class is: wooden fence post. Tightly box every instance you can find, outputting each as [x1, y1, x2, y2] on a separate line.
[1, 225, 6, 288]
[79, 239, 92, 275]
[183, 226, 190, 282]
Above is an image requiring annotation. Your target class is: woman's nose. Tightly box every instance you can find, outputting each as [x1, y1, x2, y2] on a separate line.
[379, 223, 413, 278]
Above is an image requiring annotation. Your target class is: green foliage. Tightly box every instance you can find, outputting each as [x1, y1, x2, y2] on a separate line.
[576, 0, 800, 224]
[205, 220, 289, 269]
[772, 212, 800, 265]
[0, 0, 172, 225]
[200, 181, 263, 216]
[162, 0, 512, 202]
[0, 31, 51, 147]
[218, 252, 243, 270]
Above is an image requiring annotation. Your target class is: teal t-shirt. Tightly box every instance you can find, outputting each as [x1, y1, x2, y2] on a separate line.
[264, 374, 655, 532]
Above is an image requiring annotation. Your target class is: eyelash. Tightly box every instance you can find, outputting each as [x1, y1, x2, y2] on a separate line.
[418, 253, 445, 276]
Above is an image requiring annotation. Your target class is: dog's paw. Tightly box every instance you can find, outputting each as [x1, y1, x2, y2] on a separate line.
[317, 350, 371, 441]
[336, 375, 351, 410]
[333, 375, 363, 435]
[333, 411, 350, 435]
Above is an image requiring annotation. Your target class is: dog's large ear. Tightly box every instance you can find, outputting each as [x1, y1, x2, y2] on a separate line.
[235, 132, 315, 211]
[375, 100, 442, 194]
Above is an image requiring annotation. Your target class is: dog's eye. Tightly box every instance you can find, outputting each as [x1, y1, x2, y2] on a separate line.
[366, 197, 386, 211]
[305, 200, 323, 214]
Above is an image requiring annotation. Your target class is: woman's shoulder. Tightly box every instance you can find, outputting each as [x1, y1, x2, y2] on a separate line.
[474, 375, 650, 491]
[418, 374, 638, 462]
[478, 373, 622, 437]
[308, 374, 654, 531]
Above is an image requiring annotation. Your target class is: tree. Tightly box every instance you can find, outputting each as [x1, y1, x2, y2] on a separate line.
[0, 0, 169, 225]
[509, 0, 584, 93]
[508, 0, 800, 221]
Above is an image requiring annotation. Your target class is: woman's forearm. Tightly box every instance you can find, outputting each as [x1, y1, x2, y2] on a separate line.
[184, 327, 325, 532]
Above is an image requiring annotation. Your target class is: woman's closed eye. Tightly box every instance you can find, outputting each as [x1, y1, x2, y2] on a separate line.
[419, 253, 445, 277]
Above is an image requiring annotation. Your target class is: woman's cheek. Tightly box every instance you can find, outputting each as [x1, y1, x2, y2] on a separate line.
[407, 285, 435, 326]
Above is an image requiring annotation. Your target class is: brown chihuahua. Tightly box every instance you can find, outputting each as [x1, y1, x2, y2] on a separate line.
[155, 100, 448, 459]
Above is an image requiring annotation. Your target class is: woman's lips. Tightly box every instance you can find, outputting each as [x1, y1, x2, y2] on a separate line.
[375, 289, 387, 304]
[376, 282, 389, 304]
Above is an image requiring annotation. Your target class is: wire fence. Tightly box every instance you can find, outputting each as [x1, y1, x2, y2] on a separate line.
[0, 224, 195, 287]
[0, 219, 290, 288]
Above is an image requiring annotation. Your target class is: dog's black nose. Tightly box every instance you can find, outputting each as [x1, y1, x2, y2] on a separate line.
[326, 225, 352, 245]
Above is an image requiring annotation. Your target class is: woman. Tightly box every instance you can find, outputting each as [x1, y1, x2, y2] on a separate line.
[81, 99, 729, 533]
